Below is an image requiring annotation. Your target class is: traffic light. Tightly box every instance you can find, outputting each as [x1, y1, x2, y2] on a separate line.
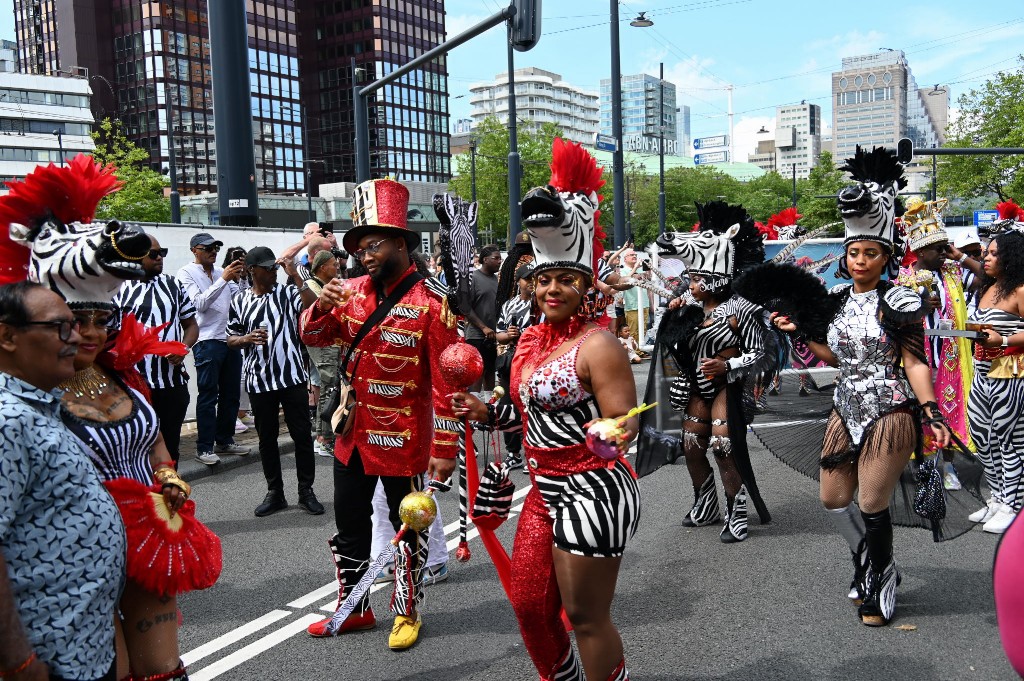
[896, 138, 914, 164]
[510, 0, 542, 52]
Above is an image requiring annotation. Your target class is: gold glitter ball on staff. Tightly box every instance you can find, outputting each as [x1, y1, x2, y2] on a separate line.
[398, 491, 438, 531]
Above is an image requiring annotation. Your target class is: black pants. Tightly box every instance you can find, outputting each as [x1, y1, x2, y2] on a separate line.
[149, 383, 190, 465]
[467, 337, 497, 392]
[249, 383, 315, 494]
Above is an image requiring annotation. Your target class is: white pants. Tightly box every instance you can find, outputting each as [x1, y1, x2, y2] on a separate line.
[371, 476, 448, 567]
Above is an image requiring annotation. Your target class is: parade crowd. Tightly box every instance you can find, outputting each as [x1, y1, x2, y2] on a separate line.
[0, 143, 1022, 681]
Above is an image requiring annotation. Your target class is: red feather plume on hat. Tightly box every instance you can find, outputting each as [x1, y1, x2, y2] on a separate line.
[767, 207, 802, 230]
[0, 154, 122, 284]
[548, 137, 607, 271]
[755, 221, 777, 240]
[997, 200, 1024, 221]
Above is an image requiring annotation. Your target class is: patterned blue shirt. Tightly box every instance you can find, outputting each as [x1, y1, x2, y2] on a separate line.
[0, 372, 125, 679]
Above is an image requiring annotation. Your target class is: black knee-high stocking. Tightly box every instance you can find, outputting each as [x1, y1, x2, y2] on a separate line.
[861, 508, 893, 572]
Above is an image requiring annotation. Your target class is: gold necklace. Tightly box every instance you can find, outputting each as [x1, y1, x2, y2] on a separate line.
[60, 365, 109, 399]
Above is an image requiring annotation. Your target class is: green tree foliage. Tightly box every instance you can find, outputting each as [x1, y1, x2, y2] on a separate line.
[735, 171, 796, 225]
[796, 151, 846, 233]
[90, 118, 171, 223]
[448, 117, 564, 246]
[940, 58, 1024, 201]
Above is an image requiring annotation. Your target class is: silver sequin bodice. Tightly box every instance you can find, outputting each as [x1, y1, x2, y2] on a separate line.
[827, 288, 912, 445]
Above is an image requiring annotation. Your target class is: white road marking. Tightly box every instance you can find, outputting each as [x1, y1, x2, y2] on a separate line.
[188, 614, 325, 681]
[186, 477, 537, 677]
[181, 610, 294, 666]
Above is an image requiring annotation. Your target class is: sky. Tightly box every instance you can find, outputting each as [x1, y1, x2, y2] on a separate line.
[442, 0, 1024, 161]
[1, 2, 1020, 164]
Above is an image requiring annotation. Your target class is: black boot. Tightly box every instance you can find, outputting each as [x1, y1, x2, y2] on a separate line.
[255, 489, 287, 517]
[720, 484, 749, 543]
[848, 538, 868, 604]
[307, 535, 376, 637]
[298, 487, 325, 515]
[858, 508, 900, 625]
[682, 472, 721, 527]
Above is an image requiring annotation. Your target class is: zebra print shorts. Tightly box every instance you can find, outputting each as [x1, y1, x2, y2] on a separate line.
[533, 459, 641, 558]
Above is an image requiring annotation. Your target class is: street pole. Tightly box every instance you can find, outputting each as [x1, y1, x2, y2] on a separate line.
[306, 164, 313, 222]
[658, 61, 666, 236]
[164, 90, 181, 223]
[791, 163, 797, 208]
[610, 0, 626, 247]
[470, 138, 478, 204]
[931, 154, 937, 201]
[353, 58, 370, 182]
[506, 37, 522, 243]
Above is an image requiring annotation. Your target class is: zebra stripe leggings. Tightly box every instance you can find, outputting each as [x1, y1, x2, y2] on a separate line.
[967, 372, 1024, 511]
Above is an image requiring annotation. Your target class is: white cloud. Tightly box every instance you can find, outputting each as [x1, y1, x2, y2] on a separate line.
[805, 30, 889, 60]
[734, 116, 775, 163]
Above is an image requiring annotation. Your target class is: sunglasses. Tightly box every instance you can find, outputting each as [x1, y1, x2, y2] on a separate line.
[354, 237, 391, 260]
[148, 248, 169, 259]
[18, 318, 81, 342]
[254, 264, 280, 272]
[197, 244, 220, 253]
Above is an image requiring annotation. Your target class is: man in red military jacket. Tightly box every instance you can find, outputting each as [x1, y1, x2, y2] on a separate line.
[300, 178, 462, 651]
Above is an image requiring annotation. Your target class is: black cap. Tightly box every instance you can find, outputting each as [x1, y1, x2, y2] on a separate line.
[245, 246, 277, 268]
[189, 232, 223, 249]
[515, 264, 534, 281]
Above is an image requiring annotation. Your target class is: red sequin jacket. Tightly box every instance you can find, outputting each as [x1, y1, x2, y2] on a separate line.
[299, 266, 463, 476]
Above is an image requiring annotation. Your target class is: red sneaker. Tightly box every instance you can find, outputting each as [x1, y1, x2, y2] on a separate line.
[307, 608, 377, 638]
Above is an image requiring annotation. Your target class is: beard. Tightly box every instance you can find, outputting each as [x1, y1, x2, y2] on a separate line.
[369, 255, 401, 284]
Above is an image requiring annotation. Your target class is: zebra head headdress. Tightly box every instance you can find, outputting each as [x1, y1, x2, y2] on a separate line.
[0, 154, 149, 310]
[520, 138, 606, 278]
[656, 201, 764, 291]
[433, 192, 477, 316]
[986, 200, 1024, 238]
[836, 145, 907, 278]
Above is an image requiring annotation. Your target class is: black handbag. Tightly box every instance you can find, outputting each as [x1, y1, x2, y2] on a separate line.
[321, 272, 423, 435]
[914, 455, 947, 521]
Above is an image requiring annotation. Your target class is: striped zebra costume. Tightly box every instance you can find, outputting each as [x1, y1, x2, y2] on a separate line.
[966, 307, 1024, 517]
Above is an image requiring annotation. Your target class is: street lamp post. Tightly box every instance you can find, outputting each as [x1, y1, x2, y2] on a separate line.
[609, 0, 626, 247]
[52, 129, 64, 167]
[658, 61, 666, 236]
[791, 163, 798, 208]
[304, 159, 325, 222]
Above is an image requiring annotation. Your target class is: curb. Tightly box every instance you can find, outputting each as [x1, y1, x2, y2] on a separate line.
[178, 437, 297, 483]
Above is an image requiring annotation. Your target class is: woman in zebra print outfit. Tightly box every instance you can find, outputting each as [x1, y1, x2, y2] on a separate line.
[965, 230, 1024, 534]
[60, 306, 196, 681]
[772, 146, 952, 628]
[452, 139, 638, 681]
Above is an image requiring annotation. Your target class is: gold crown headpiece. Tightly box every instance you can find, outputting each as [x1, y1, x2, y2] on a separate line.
[903, 197, 949, 252]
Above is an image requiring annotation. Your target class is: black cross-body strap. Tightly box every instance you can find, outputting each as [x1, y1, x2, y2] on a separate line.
[341, 272, 424, 375]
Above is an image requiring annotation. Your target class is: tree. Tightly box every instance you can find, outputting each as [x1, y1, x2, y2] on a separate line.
[448, 117, 564, 246]
[735, 171, 795, 224]
[797, 151, 846, 233]
[91, 118, 171, 223]
[940, 57, 1024, 202]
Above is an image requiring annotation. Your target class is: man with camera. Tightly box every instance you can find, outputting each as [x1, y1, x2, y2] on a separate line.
[177, 232, 251, 465]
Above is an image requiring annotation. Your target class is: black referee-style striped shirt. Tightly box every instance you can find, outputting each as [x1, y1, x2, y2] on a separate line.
[227, 283, 309, 394]
[113, 275, 197, 389]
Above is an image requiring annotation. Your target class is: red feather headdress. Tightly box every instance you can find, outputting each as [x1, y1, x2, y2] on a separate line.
[996, 200, 1024, 221]
[0, 155, 122, 284]
[767, 207, 802, 229]
[548, 137, 607, 271]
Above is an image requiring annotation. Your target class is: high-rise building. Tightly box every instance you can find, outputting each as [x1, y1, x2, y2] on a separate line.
[298, 0, 450, 185]
[468, 67, 599, 145]
[14, 1, 304, 196]
[599, 72, 682, 156]
[774, 102, 821, 179]
[676, 103, 691, 157]
[831, 50, 947, 160]
[0, 71, 95, 184]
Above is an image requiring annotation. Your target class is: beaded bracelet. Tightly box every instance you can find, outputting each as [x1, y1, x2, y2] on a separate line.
[0, 652, 37, 678]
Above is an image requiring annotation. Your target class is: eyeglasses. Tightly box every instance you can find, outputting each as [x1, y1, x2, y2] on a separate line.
[197, 245, 220, 253]
[148, 248, 168, 259]
[17, 318, 81, 342]
[355, 237, 391, 260]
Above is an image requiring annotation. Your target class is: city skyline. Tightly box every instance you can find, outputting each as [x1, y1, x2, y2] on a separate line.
[442, 0, 1024, 162]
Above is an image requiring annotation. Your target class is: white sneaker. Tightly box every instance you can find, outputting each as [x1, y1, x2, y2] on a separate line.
[240, 413, 255, 427]
[969, 498, 999, 523]
[196, 451, 221, 466]
[215, 443, 251, 456]
[234, 419, 248, 433]
[317, 442, 334, 457]
[983, 504, 1017, 534]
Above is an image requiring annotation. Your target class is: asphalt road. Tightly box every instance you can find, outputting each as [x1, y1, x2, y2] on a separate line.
[177, 366, 1016, 681]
